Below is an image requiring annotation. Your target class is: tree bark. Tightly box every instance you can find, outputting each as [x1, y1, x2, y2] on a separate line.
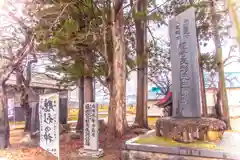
[19, 85, 31, 132]
[108, 85, 116, 137]
[30, 102, 39, 136]
[23, 102, 31, 132]
[106, 3, 115, 137]
[18, 59, 37, 132]
[227, 0, 240, 53]
[215, 91, 223, 119]
[199, 62, 207, 117]
[210, 0, 231, 129]
[76, 77, 84, 132]
[16, 68, 31, 132]
[134, 0, 148, 128]
[84, 53, 94, 103]
[0, 83, 9, 148]
[84, 76, 94, 102]
[108, 0, 127, 138]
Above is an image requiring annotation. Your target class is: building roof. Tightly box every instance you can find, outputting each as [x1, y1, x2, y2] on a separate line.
[6, 74, 62, 89]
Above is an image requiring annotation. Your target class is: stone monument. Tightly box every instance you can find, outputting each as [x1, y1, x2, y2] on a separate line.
[79, 102, 104, 158]
[156, 7, 226, 143]
[170, 7, 201, 118]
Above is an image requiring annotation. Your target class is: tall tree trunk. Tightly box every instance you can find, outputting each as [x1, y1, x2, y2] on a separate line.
[108, 83, 116, 137]
[215, 90, 223, 119]
[227, 0, 240, 53]
[210, 0, 231, 129]
[19, 85, 31, 132]
[17, 58, 37, 132]
[16, 69, 31, 132]
[106, 2, 115, 137]
[199, 61, 207, 117]
[84, 77, 94, 102]
[0, 82, 9, 148]
[84, 53, 94, 103]
[76, 77, 84, 131]
[24, 104, 31, 132]
[134, 0, 148, 128]
[108, 0, 127, 137]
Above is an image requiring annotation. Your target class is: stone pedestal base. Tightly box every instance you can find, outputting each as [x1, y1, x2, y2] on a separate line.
[156, 117, 226, 143]
[78, 148, 104, 158]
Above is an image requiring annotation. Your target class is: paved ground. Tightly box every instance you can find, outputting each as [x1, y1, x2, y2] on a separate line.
[0, 125, 138, 160]
[230, 118, 240, 131]
[217, 132, 240, 152]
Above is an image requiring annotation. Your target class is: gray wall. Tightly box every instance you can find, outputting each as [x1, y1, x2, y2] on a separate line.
[8, 107, 26, 122]
[9, 98, 68, 122]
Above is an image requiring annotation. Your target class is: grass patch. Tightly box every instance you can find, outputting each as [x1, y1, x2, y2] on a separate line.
[148, 117, 158, 126]
[9, 121, 24, 125]
[135, 136, 221, 150]
[68, 114, 108, 121]
[11, 125, 25, 130]
[98, 106, 108, 112]
[68, 111, 158, 123]
[67, 107, 137, 121]
[68, 106, 136, 113]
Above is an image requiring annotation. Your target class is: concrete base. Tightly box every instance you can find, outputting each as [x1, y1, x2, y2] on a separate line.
[78, 148, 104, 159]
[122, 130, 240, 160]
[122, 150, 227, 160]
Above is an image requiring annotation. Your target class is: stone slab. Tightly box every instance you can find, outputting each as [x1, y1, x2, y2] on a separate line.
[122, 150, 227, 160]
[169, 7, 201, 118]
[123, 130, 240, 160]
[84, 102, 99, 150]
[78, 148, 104, 158]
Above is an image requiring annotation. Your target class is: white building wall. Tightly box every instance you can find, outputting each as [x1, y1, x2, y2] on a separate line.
[206, 88, 240, 117]
[206, 88, 240, 106]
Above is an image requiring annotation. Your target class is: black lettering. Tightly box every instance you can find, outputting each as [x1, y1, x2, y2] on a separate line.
[43, 126, 53, 143]
[43, 99, 54, 112]
[44, 113, 54, 124]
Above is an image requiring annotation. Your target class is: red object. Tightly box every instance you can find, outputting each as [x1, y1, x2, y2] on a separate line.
[156, 92, 172, 105]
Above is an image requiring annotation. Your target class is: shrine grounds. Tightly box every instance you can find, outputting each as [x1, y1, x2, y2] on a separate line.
[1, 115, 240, 160]
[0, 118, 148, 160]
[3, 104, 240, 160]
[0, 106, 150, 160]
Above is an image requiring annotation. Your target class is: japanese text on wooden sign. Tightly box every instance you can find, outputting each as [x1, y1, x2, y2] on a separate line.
[39, 93, 60, 159]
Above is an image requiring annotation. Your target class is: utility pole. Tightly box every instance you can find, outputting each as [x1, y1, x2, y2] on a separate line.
[210, 0, 231, 129]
